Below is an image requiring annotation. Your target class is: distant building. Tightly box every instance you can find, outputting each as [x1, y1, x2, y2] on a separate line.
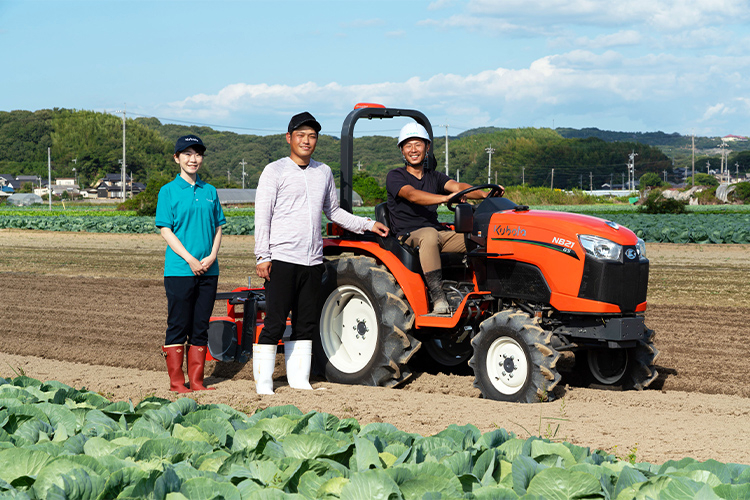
[92, 173, 143, 199]
[722, 135, 748, 142]
[0, 174, 15, 195]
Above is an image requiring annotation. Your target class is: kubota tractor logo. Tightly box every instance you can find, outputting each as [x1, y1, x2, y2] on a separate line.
[494, 225, 526, 237]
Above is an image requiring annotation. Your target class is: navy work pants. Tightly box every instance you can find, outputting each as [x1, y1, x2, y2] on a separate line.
[164, 275, 218, 346]
[257, 260, 324, 345]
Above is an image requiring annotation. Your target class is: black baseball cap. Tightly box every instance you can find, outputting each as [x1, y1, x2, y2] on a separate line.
[288, 112, 321, 134]
[174, 134, 206, 155]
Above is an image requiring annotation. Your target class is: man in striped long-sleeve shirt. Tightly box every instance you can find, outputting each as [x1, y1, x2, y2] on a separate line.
[252, 111, 388, 395]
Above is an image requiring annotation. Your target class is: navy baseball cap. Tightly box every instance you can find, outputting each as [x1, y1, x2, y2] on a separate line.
[174, 134, 206, 155]
[288, 112, 321, 134]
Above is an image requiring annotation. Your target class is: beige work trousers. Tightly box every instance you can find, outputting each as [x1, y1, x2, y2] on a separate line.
[404, 227, 466, 274]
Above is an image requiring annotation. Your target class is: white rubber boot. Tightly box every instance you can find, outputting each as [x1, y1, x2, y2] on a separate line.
[252, 343, 277, 395]
[284, 340, 314, 390]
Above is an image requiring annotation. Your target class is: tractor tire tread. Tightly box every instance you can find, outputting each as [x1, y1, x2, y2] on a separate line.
[318, 256, 418, 387]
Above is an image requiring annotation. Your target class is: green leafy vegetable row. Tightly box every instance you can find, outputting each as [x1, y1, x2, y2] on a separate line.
[0, 216, 253, 236]
[2, 213, 749, 243]
[606, 214, 750, 244]
[1, 375, 749, 499]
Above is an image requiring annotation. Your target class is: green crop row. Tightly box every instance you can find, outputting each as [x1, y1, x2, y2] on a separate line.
[0, 216, 253, 235]
[2, 375, 749, 500]
[606, 214, 750, 244]
[0, 209, 138, 217]
[2, 213, 749, 244]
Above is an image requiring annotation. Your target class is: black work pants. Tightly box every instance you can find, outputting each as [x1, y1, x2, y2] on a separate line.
[257, 260, 324, 345]
[164, 275, 218, 346]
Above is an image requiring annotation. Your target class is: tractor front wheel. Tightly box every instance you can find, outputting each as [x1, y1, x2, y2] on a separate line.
[316, 257, 418, 387]
[577, 327, 659, 390]
[469, 310, 561, 403]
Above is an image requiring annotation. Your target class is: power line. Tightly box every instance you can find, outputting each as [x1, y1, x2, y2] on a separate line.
[118, 111, 281, 133]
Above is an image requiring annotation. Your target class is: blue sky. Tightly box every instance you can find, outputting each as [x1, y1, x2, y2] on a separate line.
[2, 0, 749, 138]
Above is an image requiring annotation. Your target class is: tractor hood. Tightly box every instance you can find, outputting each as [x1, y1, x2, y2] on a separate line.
[471, 197, 648, 314]
[473, 198, 639, 250]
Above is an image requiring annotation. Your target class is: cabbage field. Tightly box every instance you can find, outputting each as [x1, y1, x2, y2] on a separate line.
[2, 207, 749, 243]
[2, 375, 750, 500]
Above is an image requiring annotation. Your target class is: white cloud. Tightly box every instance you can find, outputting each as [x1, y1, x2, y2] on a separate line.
[163, 50, 750, 135]
[418, 14, 550, 36]
[385, 30, 406, 38]
[702, 102, 732, 120]
[442, 0, 750, 31]
[565, 30, 643, 49]
[427, 0, 457, 10]
[663, 27, 731, 49]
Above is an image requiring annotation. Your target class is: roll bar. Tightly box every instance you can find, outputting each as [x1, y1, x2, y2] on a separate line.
[339, 106, 435, 213]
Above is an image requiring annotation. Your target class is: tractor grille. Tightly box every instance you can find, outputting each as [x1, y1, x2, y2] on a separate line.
[578, 250, 649, 313]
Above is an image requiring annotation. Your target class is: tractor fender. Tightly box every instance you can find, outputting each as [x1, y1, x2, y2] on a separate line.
[323, 239, 431, 316]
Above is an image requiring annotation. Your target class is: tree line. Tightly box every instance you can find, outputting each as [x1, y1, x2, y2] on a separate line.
[1, 109, 747, 194]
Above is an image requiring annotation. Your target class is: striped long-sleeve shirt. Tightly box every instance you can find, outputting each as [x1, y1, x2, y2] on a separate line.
[254, 157, 374, 266]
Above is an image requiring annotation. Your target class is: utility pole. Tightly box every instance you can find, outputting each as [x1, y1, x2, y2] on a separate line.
[485, 145, 495, 184]
[663, 170, 667, 183]
[239, 159, 247, 189]
[589, 172, 593, 193]
[579, 174, 583, 190]
[227, 170, 231, 184]
[522, 166, 525, 186]
[456, 169, 460, 182]
[47, 147, 52, 210]
[357, 160, 362, 171]
[621, 173, 625, 190]
[706, 160, 710, 174]
[736, 162, 740, 180]
[628, 151, 638, 192]
[115, 107, 126, 201]
[691, 133, 695, 187]
[551, 168, 554, 190]
[440, 124, 449, 175]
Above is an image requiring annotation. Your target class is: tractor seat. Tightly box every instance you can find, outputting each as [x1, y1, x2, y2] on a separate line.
[374, 203, 466, 272]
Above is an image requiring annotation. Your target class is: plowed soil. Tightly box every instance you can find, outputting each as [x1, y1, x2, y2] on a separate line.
[2, 229, 750, 465]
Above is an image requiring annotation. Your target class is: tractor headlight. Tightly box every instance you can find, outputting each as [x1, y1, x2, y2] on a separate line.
[636, 237, 647, 258]
[578, 235, 622, 261]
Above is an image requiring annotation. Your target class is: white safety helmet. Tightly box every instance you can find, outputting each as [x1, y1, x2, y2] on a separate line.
[397, 122, 431, 149]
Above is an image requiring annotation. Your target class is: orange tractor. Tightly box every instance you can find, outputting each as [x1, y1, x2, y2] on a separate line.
[313, 105, 658, 403]
[208, 104, 658, 403]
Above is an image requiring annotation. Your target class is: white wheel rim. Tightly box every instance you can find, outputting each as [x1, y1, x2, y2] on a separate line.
[587, 349, 628, 385]
[320, 285, 378, 374]
[485, 336, 529, 395]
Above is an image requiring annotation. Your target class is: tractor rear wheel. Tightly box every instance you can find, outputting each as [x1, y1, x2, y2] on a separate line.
[578, 327, 659, 390]
[316, 257, 419, 387]
[469, 310, 561, 403]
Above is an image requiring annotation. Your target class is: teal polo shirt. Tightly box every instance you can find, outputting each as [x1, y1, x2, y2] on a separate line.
[155, 175, 226, 277]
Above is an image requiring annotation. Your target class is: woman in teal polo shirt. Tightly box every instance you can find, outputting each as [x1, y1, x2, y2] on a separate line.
[155, 134, 226, 393]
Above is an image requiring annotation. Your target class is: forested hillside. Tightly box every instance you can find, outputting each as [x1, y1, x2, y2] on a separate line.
[1, 108, 747, 190]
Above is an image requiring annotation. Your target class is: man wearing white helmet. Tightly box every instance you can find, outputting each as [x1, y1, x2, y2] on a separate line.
[386, 122, 504, 314]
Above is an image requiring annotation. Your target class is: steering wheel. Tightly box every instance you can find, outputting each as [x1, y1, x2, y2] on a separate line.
[446, 184, 504, 211]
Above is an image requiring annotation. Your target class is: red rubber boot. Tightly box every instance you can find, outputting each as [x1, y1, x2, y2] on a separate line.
[187, 345, 215, 391]
[162, 345, 193, 393]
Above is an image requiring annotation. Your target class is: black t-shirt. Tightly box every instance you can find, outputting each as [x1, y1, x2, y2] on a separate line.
[386, 167, 451, 236]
